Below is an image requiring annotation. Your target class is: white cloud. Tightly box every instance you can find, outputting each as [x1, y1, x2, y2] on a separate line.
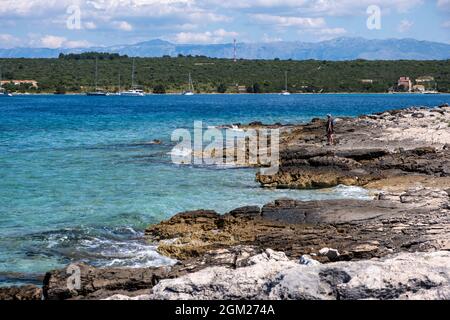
[208, 0, 424, 15]
[0, 33, 22, 48]
[437, 0, 450, 11]
[251, 14, 325, 28]
[437, 0, 450, 8]
[64, 40, 93, 48]
[0, 0, 73, 16]
[174, 29, 238, 43]
[84, 21, 97, 30]
[113, 21, 133, 31]
[398, 19, 413, 32]
[0, 0, 441, 47]
[295, 27, 347, 41]
[250, 13, 346, 41]
[314, 27, 347, 36]
[261, 33, 283, 43]
[213, 29, 239, 37]
[442, 20, 450, 28]
[36, 35, 92, 49]
[40, 35, 67, 48]
[188, 12, 231, 23]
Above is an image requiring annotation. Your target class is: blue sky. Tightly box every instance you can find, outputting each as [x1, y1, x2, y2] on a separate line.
[0, 0, 449, 49]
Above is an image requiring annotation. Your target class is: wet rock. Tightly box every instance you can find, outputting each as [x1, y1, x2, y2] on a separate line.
[227, 206, 261, 218]
[41, 246, 265, 300]
[257, 166, 377, 189]
[43, 263, 173, 300]
[25, 182, 450, 300]
[143, 185, 449, 264]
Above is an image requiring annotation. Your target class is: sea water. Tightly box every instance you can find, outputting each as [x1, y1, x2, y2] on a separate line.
[0, 93, 449, 286]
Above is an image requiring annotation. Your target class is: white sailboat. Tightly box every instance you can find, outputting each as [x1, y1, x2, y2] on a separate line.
[120, 58, 145, 96]
[280, 71, 290, 95]
[87, 58, 108, 96]
[182, 73, 195, 95]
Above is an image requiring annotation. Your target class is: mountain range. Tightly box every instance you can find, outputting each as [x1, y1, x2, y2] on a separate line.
[1, 37, 449, 60]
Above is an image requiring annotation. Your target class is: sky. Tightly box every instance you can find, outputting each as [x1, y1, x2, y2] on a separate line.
[0, 0, 449, 49]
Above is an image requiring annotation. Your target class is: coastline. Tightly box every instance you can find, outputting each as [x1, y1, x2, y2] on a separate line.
[6, 92, 450, 96]
[1, 103, 450, 300]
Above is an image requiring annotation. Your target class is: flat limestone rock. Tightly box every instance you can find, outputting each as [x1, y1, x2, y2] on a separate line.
[260, 198, 403, 224]
[146, 250, 450, 300]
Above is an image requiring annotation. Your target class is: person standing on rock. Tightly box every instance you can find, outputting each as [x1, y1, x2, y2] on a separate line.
[326, 114, 335, 146]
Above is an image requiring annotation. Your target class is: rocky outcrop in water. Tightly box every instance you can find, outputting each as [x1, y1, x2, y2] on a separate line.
[257, 105, 450, 190]
[43, 246, 264, 300]
[26, 186, 450, 300]
[145, 187, 450, 262]
[42, 263, 173, 300]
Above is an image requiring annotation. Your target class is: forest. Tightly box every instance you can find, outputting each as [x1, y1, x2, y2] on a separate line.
[0, 53, 448, 93]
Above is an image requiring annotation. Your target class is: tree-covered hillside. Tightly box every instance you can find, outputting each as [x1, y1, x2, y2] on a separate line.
[0, 55, 449, 93]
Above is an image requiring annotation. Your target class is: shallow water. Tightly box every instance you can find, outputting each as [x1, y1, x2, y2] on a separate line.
[0, 93, 449, 286]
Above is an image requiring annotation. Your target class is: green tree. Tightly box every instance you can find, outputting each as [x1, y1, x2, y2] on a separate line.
[153, 84, 166, 94]
[217, 83, 227, 93]
[54, 85, 66, 94]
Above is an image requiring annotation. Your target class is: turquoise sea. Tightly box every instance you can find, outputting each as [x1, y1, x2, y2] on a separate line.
[0, 93, 449, 286]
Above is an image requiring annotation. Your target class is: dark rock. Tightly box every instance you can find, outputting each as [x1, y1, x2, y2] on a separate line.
[227, 206, 261, 218]
[248, 121, 264, 127]
[412, 112, 425, 118]
[334, 148, 389, 161]
[43, 263, 173, 300]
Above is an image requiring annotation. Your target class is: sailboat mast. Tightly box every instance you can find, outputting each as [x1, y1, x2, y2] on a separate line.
[118, 71, 121, 93]
[131, 58, 135, 88]
[189, 73, 193, 92]
[95, 58, 98, 90]
[285, 71, 288, 91]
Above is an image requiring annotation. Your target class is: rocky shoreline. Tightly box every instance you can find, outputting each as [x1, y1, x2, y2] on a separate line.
[1, 104, 449, 300]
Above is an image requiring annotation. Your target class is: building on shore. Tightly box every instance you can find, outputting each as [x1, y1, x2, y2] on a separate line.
[415, 76, 436, 91]
[397, 77, 412, 92]
[415, 76, 435, 84]
[413, 84, 426, 93]
[236, 85, 247, 93]
[360, 79, 374, 84]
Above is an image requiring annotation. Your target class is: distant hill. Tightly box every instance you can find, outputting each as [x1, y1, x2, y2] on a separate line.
[1, 37, 450, 60]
